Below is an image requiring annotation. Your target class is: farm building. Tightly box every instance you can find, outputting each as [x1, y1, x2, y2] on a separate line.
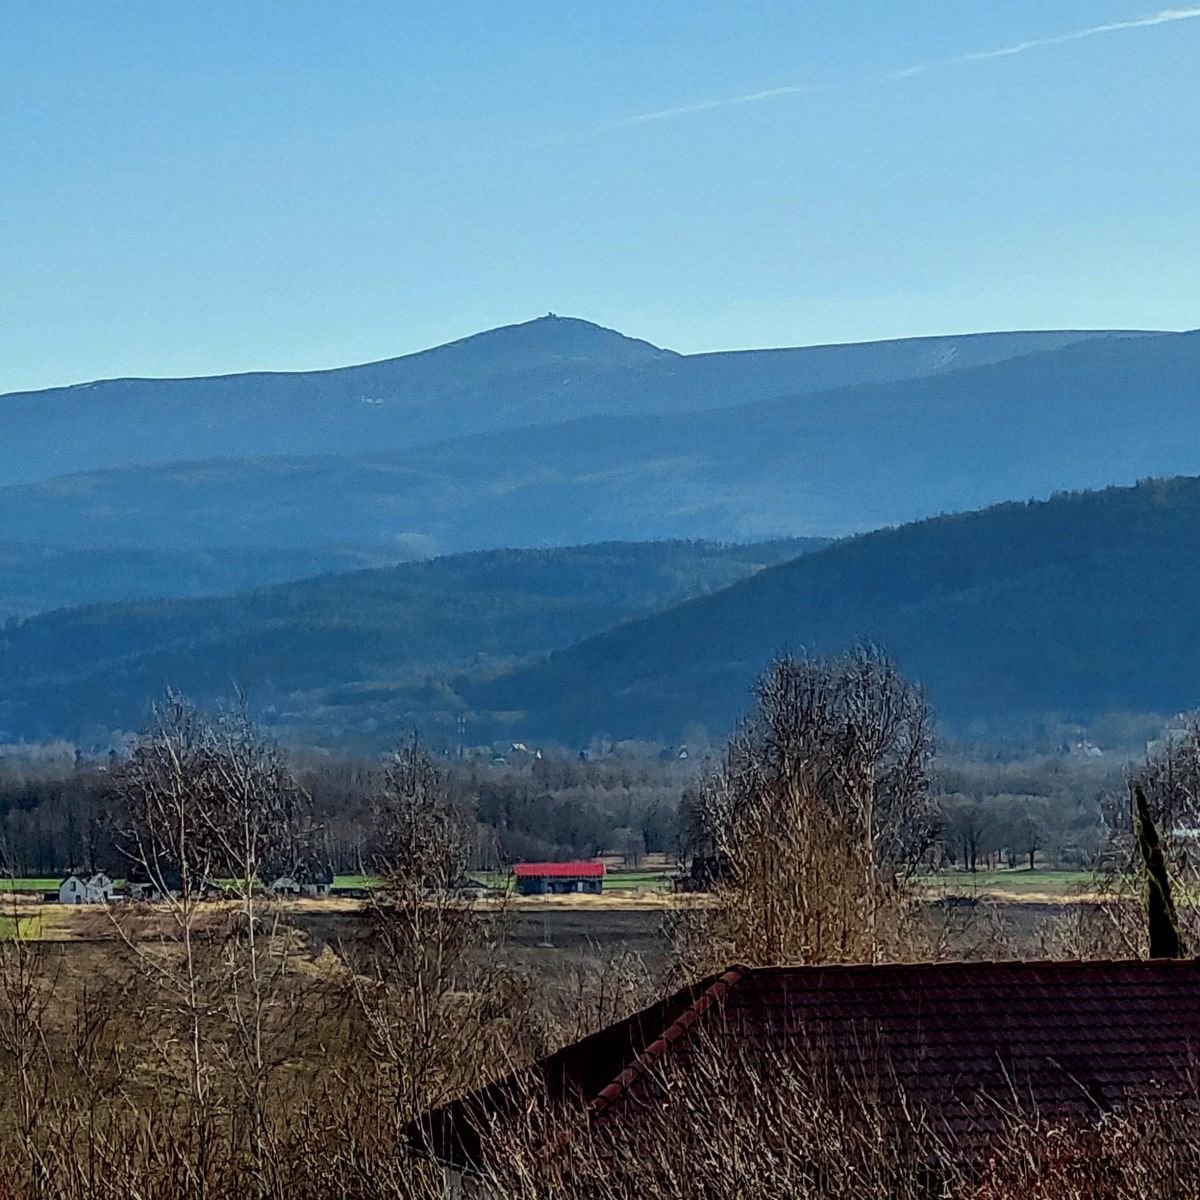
[57, 872, 115, 905]
[512, 861, 604, 895]
[266, 859, 335, 898]
[410, 957, 1200, 1184]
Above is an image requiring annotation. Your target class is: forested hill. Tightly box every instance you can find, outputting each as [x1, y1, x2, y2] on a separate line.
[471, 477, 1200, 742]
[0, 543, 396, 619]
[0, 315, 1146, 485]
[0, 537, 825, 746]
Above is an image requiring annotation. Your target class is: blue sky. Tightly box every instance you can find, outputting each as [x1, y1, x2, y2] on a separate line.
[3, 2, 1199, 393]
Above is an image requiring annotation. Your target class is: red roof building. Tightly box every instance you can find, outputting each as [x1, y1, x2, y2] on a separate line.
[412, 957, 1200, 1174]
[512, 861, 604, 895]
[512, 862, 605, 879]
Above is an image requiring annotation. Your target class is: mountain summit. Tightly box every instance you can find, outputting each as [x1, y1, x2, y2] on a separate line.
[427, 313, 675, 365]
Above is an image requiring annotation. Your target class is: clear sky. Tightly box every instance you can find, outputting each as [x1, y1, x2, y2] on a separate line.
[3, 2, 1199, 393]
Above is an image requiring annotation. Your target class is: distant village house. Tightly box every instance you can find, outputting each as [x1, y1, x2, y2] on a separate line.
[57, 872, 115, 905]
[266, 859, 334, 898]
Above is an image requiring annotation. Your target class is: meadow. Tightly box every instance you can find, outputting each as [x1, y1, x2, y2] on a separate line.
[921, 866, 1096, 901]
[0, 876, 62, 892]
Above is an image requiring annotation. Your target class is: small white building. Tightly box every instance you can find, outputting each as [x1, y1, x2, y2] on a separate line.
[266, 860, 334, 899]
[59, 875, 85, 905]
[58, 872, 115, 905]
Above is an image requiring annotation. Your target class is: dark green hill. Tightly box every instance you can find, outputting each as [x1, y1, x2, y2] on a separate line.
[472, 478, 1200, 742]
[0, 543, 395, 619]
[0, 537, 824, 746]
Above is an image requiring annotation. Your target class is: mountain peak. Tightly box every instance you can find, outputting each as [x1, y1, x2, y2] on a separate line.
[435, 313, 677, 364]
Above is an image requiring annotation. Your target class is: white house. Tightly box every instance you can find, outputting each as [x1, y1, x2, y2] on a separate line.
[58, 872, 115, 905]
[88, 872, 115, 902]
[266, 859, 334, 899]
[58, 875, 85, 905]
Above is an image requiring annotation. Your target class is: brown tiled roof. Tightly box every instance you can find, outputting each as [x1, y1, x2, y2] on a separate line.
[413, 958, 1200, 1170]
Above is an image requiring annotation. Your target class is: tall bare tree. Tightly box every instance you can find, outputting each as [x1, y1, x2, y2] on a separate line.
[104, 692, 318, 1197]
[353, 736, 528, 1134]
[677, 648, 936, 970]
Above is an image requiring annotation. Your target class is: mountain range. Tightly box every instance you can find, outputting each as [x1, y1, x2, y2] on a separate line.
[6, 315, 1200, 751]
[1, 321, 1195, 573]
[0, 543, 395, 619]
[1, 316, 1137, 487]
[7, 478, 1200, 750]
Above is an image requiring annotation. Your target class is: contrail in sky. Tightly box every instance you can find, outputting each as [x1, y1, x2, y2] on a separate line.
[622, 6, 1200, 125]
[625, 84, 827, 126]
[958, 4, 1200, 63]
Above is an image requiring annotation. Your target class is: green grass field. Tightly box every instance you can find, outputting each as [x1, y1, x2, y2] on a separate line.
[0, 913, 44, 939]
[601, 869, 674, 891]
[329, 868, 676, 895]
[332, 874, 378, 890]
[0, 878, 60, 893]
[4, 866, 1095, 906]
[923, 867, 1095, 898]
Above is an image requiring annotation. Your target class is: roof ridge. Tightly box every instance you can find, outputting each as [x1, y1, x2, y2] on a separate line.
[739, 957, 1200, 975]
[589, 967, 748, 1117]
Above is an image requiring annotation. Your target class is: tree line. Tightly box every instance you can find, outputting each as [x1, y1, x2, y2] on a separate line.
[0, 670, 1178, 887]
[0, 711, 682, 878]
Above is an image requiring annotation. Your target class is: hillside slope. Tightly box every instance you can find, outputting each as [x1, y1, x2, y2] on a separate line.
[0, 543, 397, 619]
[0, 316, 1143, 485]
[0, 538, 825, 745]
[2, 329, 1197, 551]
[472, 477, 1200, 742]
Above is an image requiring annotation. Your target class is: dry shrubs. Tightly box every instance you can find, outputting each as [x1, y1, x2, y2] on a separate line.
[6, 944, 1200, 1200]
[8, 680, 1200, 1197]
[464, 1031, 1200, 1200]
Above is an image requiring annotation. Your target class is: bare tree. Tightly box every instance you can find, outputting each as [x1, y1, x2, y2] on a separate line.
[1054, 717, 1200, 963]
[1011, 797, 1050, 872]
[370, 735, 470, 891]
[0, 842, 57, 1193]
[610, 826, 645, 869]
[940, 794, 992, 873]
[351, 736, 529, 1132]
[676, 649, 936, 970]
[103, 692, 318, 1196]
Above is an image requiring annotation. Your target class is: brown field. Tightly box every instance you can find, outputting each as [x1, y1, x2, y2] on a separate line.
[5, 892, 1076, 980]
